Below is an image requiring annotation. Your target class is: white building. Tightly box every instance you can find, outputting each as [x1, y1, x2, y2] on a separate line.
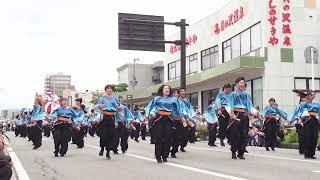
[118, 0, 320, 113]
[44, 72, 75, 97]
[117, 61, 164, 90]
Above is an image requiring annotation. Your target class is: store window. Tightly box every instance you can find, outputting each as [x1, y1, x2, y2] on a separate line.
[223, 40, 232, 62]
[232, 35, 241, 58]
[222, 22, 262, 62]
[201, 89, 220, 113]
[294, 77, 320, 90]
[241, 29, 251, 55]
[186, 92, 199, 111]
[252, 78, 263, 108]
[168, 62, 176, 80]
[176, 60, 181, 78]
[251, 23, 262, 51]
[167, 53, 198, 80]
[188, 54, 198, 74]
[201, 45, 219, 70]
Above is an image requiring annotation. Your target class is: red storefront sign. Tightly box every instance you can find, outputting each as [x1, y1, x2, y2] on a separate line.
[213, 6, 245, 35]
[268, 0, 279, 46]
[282, 0, 292, 46]
[268, 0, 292, 46]
[170, 34, 198, 54]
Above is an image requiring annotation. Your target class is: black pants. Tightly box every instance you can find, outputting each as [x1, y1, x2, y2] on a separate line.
[171, 121, 188, 155]
[153, 116, 173, 159]
[97, 115, 115, 152]
[0, 165, 12, 180]
[227, 112, 249, 156]
[31, 121, 43, 148]
[208, 123, 218, 145]
[15, 126, 20, 137]
[218, 108, 229, 141]
[303, 117, 319, 157]
[141, 124, 147, 140]
[52, 123, 72, 155]
[114, 122, 129, 151]
[71, 126, 85, 148]
[27, 126, 33, 140]
[295, 124, 304, 153]
[89, 124, 98, 137]
[43, 125, 51, 137]
[264, 118, 277, 148]
[133, 122, 141, 141]
[20, 125, 27, 138]
[188, 126, 197, 143]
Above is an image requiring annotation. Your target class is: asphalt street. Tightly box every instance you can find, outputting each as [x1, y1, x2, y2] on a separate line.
[5, 132, 320, 180]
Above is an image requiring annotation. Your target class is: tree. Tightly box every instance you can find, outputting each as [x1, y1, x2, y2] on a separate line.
[90, 92, 104, 105]
[113, 83, 128, 93]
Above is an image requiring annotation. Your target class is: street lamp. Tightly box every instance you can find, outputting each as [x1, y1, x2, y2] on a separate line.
[130, 58, 139, 90]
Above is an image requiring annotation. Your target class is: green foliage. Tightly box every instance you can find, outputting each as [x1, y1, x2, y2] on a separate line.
[283, 130, 299, 144]
[90, 92, 104, 105]
[112, 83, 128, 93]
[197, 124, 208, 141]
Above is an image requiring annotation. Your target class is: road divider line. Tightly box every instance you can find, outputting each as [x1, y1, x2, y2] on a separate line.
[7, 147, 31, 180]
[312, 171, 320, 173]
[85, 144, 249, 180]
[188, 146, 320, 164]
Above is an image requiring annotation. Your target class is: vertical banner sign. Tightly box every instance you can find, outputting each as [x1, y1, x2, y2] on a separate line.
[268, 0, 279, 46]
[282, 0, 292, 46]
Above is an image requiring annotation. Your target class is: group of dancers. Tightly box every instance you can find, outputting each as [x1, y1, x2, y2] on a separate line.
[13, 76, 320, 163]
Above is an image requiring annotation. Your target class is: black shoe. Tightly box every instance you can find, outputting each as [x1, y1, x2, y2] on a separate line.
[212, 144, 217, 147]
[28, 139, 31, 141]
[220, 141, 225, 146]
[156, 158, 162, 163]
[60, 153, 65, 157]
[114, 151, 119, 155]
[99, 148, 104, 156]
[271, 147, 275, 151]
[266, 147, 270, 151]
[142, 138, 146, 140]
[171, 154, 177, 158]
[310, 156, 317, 159]
[305, 155, 310, 159]
[54, 152, 58, 157]
[237, 154, 245, 160]
[299, 150, 304, 155]
[122, 150, 126, 154]
[135, 139, 139, 143]
[232, 152, 237, 160]
[162, 158, 168, 163]
[244, 149, 248, 153]
[33, 144, 41, 150]
[106, 153, 111, 160]
[180, 148, 186, 152]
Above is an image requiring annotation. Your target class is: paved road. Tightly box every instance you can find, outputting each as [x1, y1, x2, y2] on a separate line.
[6, 132, 320, 180]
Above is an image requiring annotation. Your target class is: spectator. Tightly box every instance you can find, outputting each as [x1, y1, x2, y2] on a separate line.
[0, 130, 13, 180]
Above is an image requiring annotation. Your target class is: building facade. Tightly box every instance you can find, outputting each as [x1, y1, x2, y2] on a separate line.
[118, 0, 320, 113]
[44, 72, 75, 97]
[117, 61, 164, 90]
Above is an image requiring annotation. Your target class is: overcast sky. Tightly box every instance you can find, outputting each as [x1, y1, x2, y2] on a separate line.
[0, 0, 231, 109]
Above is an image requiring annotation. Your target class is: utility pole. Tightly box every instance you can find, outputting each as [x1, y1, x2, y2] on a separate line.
[131, 58, 139, 90]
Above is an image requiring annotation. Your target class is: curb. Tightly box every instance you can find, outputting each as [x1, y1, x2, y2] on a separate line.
[279, 143, 299, 150]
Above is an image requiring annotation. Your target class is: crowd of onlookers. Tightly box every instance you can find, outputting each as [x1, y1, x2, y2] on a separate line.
[0, 124, 13, 180]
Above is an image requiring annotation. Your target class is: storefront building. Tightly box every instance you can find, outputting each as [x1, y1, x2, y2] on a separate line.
[118, 0, 320, 113]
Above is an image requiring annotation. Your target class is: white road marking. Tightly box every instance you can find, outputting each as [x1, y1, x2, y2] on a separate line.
[312, 171, 320, 173]
[6, 147, 31, 180]
[188, 146, 320, 164]
[85, 144, 249, 180]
